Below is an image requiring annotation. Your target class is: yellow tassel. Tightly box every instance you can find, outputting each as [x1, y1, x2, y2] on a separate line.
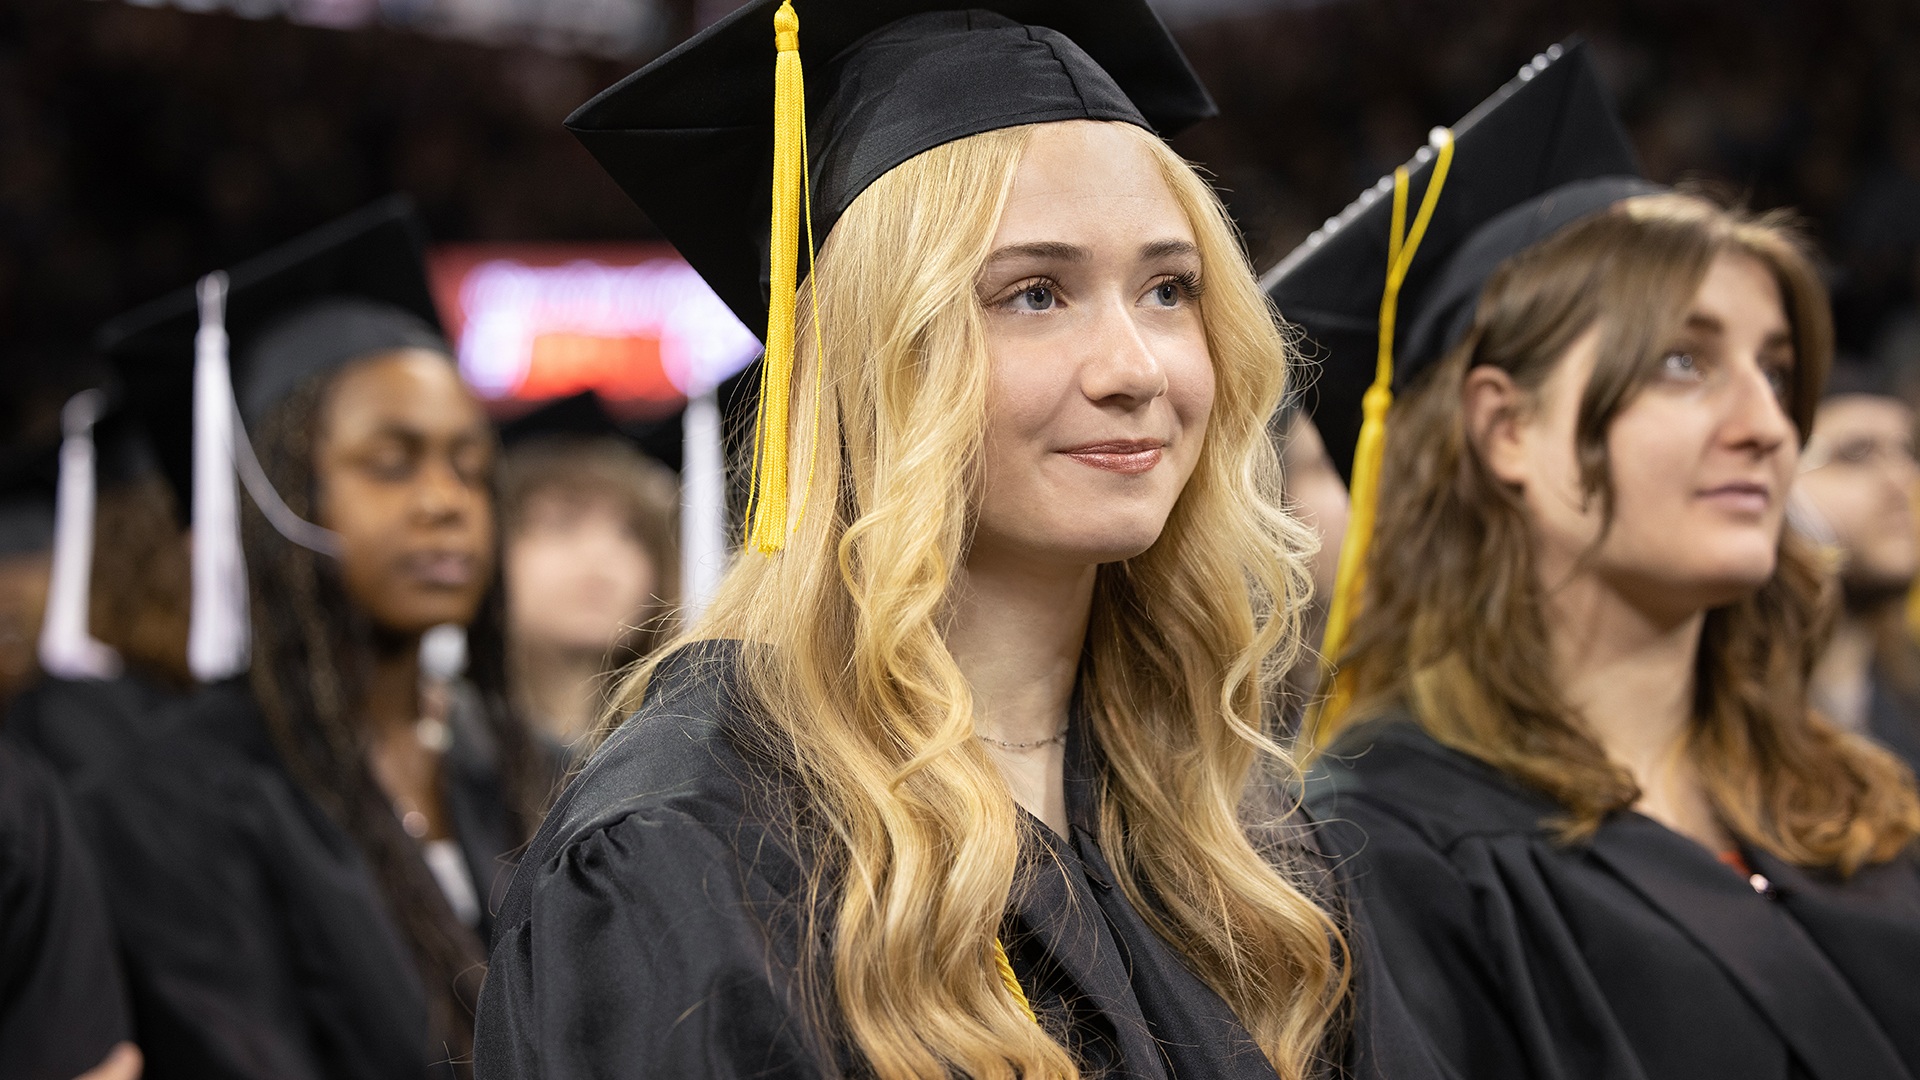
[1308, 129, 1455, 743]
[993, 938, 1038, 1025]
[746, 0, 822, 554]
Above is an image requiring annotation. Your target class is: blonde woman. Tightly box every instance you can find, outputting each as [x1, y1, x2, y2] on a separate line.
[475, 3, 1446, 1079]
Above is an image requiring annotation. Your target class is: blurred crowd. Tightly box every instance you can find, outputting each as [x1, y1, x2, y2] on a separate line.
[5, 0, 1920, 372]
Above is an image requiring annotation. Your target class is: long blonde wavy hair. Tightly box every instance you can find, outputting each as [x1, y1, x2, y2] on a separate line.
[609, 120, 1346, 1079]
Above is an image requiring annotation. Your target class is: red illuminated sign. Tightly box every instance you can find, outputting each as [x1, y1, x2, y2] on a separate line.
[427, 243, 761, 417]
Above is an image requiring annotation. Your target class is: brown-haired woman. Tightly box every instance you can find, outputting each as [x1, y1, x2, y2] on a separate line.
[499, 418, 679, 749]
[1290, 127, 1920, 1080]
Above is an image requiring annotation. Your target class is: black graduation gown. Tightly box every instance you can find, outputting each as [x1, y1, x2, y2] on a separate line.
[1866, 668, 1920, 778]
[476, 640, 1457, 1080]
[0, 740, 133, 1080]
[1305, 716, 1920, 1080]
[5, 671, 185, 782]
[69, 679, 524, 1080]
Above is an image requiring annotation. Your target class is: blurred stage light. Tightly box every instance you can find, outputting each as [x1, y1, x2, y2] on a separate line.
[427, 244, 762, 418]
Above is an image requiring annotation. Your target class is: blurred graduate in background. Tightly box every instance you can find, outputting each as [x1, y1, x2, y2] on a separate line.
[497, 392, 678, 753]
[1277, 41, 1920, 1080]
[1794, 360, 1920, 772]
[1274, 409, 1349, 730]
[75, 197, 550, 1080]
[2, 385, 193, 783]
[0, 442, 141, 1080]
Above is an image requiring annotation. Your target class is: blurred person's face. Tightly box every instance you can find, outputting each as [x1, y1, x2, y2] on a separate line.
[315, 350, 496, 637]
[506, 491, 656, 656]
[1281, 413, 1350, 605]
[971, 121, 1214, 571]
[1476, 251, 1799, 620]
[1796, 394, 1920, 597]
[0, 551, 50, 704]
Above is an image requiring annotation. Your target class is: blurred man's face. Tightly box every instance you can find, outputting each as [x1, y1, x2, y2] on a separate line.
[1796, 394, 1920, 599]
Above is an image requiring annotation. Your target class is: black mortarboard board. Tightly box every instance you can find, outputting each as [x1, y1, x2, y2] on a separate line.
[499, 391, 627, 448]
[566, 0, 1217, 341]
[96, 196, 448, 507]
[0, 386, 167, 558]
[1263, 40, 1646, 483]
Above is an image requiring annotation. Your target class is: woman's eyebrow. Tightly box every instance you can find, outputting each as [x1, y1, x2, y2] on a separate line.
[1682, 312, 1726, 336]
[1140, 238, 1199, 261]
[983, 240, 1087, 269]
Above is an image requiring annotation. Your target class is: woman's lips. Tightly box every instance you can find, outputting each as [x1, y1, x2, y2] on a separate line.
[1060, 440, 1165, 475]
[1697, 481, 1772, 515]
[401, 551, 478, 588]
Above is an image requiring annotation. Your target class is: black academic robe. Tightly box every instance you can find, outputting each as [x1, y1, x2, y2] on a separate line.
[1866, 668, 1920, 778]
[0, 741, 133, 1080]
[69, 679, 524, 1080]
[476, 640, 1456, 1080]
[5, 671, 185, 782]
[1306, 716, 1920, 1080]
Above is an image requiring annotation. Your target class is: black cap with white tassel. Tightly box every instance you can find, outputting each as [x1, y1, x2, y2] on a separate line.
[188, 272, 252, 682]
[37, 389, 124, 680]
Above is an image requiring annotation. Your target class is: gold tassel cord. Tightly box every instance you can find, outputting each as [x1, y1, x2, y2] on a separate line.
[993, 938, 1039, 1024]
[746, 0, 824, 554]
[1309, 128, 1456, 742]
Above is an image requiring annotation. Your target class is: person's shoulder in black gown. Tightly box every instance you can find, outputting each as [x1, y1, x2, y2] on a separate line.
[0, 739, 135, 1080]
[1307, 714, 1920, 1080]
[481, 642, 1460, 1080]
[69, 679, 433, 1080]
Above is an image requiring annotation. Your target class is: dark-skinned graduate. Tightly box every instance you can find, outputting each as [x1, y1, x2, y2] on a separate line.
[75, 197, 553, 1080]
[1269, 40, 1920, 1080]
[0, 445, 141, 1080]
[475, 3, 1458, 1079]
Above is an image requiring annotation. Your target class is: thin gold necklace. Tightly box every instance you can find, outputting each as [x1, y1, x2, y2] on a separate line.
[974, 728, 1067, 752]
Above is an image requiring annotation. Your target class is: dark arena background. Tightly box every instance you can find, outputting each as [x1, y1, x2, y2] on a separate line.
[4, 0, 1918, 440]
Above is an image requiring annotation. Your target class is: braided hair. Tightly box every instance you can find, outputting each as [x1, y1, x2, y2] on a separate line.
[242, 374, 550, 1075]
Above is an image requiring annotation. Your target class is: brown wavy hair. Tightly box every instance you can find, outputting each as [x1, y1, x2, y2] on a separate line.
[1319, 191, 1920, 874]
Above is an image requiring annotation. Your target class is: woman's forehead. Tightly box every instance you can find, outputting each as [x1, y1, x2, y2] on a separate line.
[991, 123, 1190, 251]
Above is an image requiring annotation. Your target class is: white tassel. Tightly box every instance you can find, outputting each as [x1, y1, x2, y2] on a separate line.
[38, 390, 124, 680]
[680, 387, 727, 621]
[189, 272, 251, 681]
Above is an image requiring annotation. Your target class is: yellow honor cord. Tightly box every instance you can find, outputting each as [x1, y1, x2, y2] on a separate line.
[993, 938, 1039, 1025]
[747, 0, 824, 554]
[1310, 128, 1456, 740]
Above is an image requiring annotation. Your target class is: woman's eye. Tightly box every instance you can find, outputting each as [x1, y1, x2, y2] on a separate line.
[1008, 283, 1057, 312]
[361, 445, 414, 480]
[1834, 439, 1878, 465]
[1764, 363, 1793, 403]
[1146, 273, 1201, 309]
[1661, 350, 1703, 381]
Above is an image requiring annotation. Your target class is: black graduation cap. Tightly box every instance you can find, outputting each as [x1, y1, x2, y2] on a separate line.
[1263, 39, 1647, 484]
[0, 442, 58, 557]
[96, 196, 447, 507]
[566, 0, 1217, 341]
[498, 391, 629, 449]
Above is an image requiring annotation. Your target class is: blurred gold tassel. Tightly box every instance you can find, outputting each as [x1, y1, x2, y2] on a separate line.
[1309, 128, 1455, 743]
